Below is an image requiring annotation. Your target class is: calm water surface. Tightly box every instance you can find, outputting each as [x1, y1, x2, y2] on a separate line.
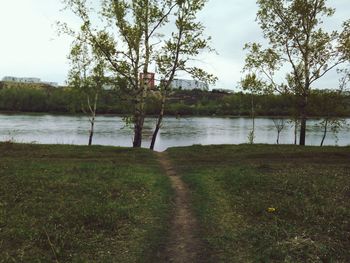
[0, 114, 349, 151]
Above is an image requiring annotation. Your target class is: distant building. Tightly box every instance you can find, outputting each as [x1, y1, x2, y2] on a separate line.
[211, 88, 234, 94]
[2, 76, 41, 83]
[1, 76, 58, 87]
[170, 78, 208, 91]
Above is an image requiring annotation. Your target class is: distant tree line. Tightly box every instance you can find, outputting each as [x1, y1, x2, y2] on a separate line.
[0, 83, 349, 117]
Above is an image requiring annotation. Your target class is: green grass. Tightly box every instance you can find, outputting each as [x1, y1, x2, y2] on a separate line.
[2, 143, 350, 262]
[167, 144, 350, 262]
[0, 143, 173, 262]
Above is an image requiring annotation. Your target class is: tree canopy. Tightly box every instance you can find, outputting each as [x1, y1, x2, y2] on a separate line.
[242, 0, 350, 145]
[60, 0, 215, 148]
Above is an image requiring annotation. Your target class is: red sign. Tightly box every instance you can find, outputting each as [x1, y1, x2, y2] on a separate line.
[140, 72, 155, 89]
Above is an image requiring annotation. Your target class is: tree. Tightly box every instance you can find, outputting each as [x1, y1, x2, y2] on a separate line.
[68, 39, 107, 145]
[288, 116, 300, 145]
[60, 0, 215, 148]
[309, 90, 347, 146]
[339, 68, 350, 92]
[272, 118, 286, 144]
[241, 73, 265, 144]
[243, 0, 349, 146]
[149, 0, 216, 150]
[339, 19, 350, 90]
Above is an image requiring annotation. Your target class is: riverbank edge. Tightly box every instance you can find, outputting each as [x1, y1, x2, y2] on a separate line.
[1, 110, 350, 119]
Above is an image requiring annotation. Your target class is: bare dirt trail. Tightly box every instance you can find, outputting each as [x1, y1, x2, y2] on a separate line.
[156, 152, 205, 263]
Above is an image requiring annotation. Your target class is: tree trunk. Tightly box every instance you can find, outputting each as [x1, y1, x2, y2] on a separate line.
[320, 119, 328, 147]
[299, 117, 306, 146]
[133, 113, 144, 148]
[277, 131, 280, 144]
[135, 1, 149, 148]
[86, 93, 98, 146]
[299, 95, 307, 146]
[150, 91, 166, 150]
[88, 120, 94, 146]
[251, 94, 255, 134]
[150, 123, 161, 150]
[299, 29, 311, 146]
[251, 94, 255, 142]
[133, 84, 147, 148]
[294, 119, 298, 145]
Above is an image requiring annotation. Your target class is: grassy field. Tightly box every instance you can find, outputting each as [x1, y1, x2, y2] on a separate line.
[0, 143, 173, 262]
[167, 144, 350, 262]
[1, 143, 350, 262]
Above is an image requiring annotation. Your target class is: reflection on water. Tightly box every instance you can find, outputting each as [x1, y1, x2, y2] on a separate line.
[0, 114, 349, 151]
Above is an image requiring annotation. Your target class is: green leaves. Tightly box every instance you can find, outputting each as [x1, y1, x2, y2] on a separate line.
[155, 0, 215, 88]
[241, 73, 260, 92]
[339, 19, 350, 61]
[243, 43, 281, 94]
[61, 0, 214, 147]
[62, 0, 215, 92]
[244, 0, 348, 96]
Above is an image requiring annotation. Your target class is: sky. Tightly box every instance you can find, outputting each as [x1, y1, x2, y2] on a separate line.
[0, 0, 349, 90]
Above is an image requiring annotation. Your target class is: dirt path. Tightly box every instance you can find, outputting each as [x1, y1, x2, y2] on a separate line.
[156, 152, 205, 262]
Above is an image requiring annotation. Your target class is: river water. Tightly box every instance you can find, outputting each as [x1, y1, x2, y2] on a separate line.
[0, 114, 349, 151]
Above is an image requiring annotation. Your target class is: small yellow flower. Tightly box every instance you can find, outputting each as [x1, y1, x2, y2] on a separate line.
[267, 207, 276, 212]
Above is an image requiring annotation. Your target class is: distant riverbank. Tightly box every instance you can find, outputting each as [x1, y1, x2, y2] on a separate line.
[1, 82, 350, 117]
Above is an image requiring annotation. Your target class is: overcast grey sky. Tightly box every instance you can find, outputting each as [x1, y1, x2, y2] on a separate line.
[0, 0, 349, 90]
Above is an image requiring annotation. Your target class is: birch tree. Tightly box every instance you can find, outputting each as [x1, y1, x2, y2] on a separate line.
[149, 0, 217, 150]
[243, 0, 349, 146]
[60, 0, 215, 148]
[68, 40, 107, 145]
[309, 90, 347, 146]
[272, 118, 286, 144]
[241, 73, 265, 144]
